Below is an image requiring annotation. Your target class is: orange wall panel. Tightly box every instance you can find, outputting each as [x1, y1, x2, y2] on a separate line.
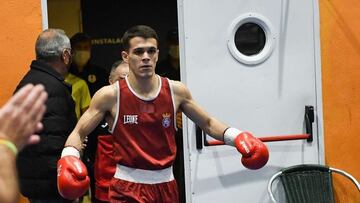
[0, 0, 42, 105]
[320, 0, 360, 201]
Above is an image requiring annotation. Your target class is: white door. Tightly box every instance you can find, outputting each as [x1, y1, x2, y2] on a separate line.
[177, 0, 323, 202]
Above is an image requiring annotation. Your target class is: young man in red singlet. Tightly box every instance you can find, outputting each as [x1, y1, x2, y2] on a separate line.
[57, 25, 269, 203]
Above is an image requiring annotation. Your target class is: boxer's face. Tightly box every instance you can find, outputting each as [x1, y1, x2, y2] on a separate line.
[122, 37, 159, 79]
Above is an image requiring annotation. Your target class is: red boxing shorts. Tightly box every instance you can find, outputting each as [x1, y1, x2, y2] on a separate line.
[108, 165, 179, 203]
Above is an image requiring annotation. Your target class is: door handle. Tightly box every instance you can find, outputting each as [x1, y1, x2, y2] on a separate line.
[196, 105, 314, 150]
[305, 105, 314, 142]
[196, 125, 204, 150]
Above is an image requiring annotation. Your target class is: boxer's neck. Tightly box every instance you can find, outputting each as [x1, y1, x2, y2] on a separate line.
[127, 74, 160, 99]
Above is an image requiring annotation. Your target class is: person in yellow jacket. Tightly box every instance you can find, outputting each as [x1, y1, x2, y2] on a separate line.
[65, 73, 91, 120]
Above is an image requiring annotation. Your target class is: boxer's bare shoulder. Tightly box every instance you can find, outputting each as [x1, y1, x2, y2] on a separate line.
[90, 83, 118, 112]
[169, 80, 191, 108]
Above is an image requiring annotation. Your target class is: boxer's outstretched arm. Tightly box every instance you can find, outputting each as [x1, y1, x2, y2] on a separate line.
[65, 84, 116, 151]
[171, 81, 228, 141]
[171, 81, 269, 169]
[58, 84, 117, 200]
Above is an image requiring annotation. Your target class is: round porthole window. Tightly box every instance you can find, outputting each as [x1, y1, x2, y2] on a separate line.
[227, 13, 276, 65]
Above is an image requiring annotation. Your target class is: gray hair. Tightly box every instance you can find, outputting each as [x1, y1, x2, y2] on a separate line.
[35, 28, 71, 61]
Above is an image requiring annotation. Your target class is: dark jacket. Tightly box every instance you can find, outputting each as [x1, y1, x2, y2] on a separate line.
[15, 60, 77, 199]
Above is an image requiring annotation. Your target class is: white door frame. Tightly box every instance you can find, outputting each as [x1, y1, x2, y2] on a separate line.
[41, 0, 48, 30]
[176, 0, 325, 202]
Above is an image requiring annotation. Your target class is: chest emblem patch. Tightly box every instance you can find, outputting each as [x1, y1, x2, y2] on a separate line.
[162, 113, 171, 128]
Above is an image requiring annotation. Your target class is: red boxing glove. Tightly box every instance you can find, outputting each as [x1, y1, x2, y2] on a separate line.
[224, 128, 269, 170]
[57, 147, 90, 200]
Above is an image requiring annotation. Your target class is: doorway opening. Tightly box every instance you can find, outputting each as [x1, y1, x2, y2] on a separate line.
[46, 0, 185, 203]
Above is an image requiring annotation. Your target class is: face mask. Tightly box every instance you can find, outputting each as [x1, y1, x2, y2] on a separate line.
[168, 45, 179, 59]
[73, 50, 91, 67]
